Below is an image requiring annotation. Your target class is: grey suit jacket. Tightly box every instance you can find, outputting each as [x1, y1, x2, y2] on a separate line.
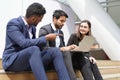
[39, 23, 65, 48]
[2, 16, 47, 70]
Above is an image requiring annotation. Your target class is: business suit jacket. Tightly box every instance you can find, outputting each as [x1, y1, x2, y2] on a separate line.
[39, 23, 65, 48]
[2, 16, 47, 70]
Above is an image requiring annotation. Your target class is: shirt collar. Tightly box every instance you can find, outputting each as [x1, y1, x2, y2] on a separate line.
[21, 16, 30, 29]
[22, 16, 27, 25]
[51, 22, 56, 31]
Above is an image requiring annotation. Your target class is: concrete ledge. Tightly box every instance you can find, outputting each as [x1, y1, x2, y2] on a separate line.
[0, 69, 83, 80]
[0, 60, 2, 69]
[0, 70, 58, 80]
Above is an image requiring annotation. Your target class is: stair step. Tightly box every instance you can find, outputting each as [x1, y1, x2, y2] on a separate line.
[0, 70, 58, 80]
[97, 60, 120, 67]
[0, 70, 83, 80]
[1, 59, 120, 80]
[103, 73, 120, 80]
[104, 77, 120, 80]
[1, 60, 120, 69]
[0, 59, 81, 80]
[99, 67, 120, 75]
[0, 60, 2, 69]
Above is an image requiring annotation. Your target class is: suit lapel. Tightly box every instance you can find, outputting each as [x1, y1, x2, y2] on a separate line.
[49, 24, 56, 46]
[18, 16, 30, 39]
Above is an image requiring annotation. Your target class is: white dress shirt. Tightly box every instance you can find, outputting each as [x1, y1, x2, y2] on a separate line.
[22, 16, 33, 39]
[51, 23, 60, 47]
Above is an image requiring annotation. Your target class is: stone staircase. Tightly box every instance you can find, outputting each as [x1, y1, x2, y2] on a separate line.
[0, 59, 120, 80]
[97, 60, 120, 80]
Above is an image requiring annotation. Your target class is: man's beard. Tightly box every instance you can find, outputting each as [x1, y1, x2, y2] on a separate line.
[56, 25, 62, 29]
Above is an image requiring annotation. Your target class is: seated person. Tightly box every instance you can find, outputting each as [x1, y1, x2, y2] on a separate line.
[2, 3, 70, 80]
[39, 10, 77, 80]
[67, 19, 103, 80]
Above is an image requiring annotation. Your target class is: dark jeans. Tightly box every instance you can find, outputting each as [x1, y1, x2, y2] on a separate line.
[72, 53, 103, 80]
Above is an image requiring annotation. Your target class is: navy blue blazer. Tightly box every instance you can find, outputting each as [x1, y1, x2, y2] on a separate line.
[2, 16, 47, 70]
[39, 23, 65, 48]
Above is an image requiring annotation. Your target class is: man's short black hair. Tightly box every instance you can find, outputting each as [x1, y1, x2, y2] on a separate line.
[26, 3, 46, 18]
[53, 10, 68, 19]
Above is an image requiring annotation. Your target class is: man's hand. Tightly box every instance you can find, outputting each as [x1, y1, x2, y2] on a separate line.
[45, 33, 63, 41]
[45, 33, 57, 41]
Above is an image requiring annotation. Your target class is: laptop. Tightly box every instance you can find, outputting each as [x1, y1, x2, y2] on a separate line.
[70, 36, 95, 52]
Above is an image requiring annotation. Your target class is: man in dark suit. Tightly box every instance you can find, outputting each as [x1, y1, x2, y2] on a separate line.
[2, 3, 70, 80]
[39, 10, 77, 80]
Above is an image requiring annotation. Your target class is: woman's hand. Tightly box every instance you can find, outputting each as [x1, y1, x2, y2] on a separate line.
[89, 56, 96, 64]
[68, 44, 78, 50]
[60, 44, 78, 51]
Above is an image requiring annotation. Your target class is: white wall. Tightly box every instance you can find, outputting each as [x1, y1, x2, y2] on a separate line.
[67, 0, 120, 60]
[0, 0, 22, 59]
[0, 0, 75, 58]
[107, 0, 120, 27]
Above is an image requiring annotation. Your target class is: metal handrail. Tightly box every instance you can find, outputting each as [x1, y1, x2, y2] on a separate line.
[99, 0, 120, 4]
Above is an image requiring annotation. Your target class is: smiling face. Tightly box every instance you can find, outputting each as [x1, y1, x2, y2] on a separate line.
[79, 22, 90, 36]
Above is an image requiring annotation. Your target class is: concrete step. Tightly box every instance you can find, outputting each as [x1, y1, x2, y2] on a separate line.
[1, 71, 120, 80]
[1, 59, 120, 80]
[0, 70, 83, 80]
[0, 60, 2, 69]
[1, 60, 120, 69]
[97, 60, 120, 67]
[0, 59, 58, 80]
[99, 66, 120, 75]
[0, 70, 58, 80]
[104, 77, 120, 80]
[103, 73, 120, 80]
[1, 60, 120, 68]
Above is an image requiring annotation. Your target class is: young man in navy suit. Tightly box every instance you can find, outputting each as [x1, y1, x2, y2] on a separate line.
[2, 3, 70, 80]
[39, 10, 77, 80]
